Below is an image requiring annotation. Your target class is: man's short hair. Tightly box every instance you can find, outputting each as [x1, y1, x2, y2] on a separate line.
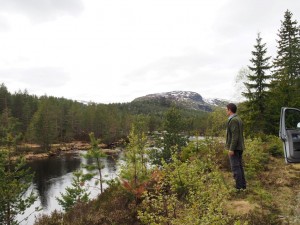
[227, 103, 237, 113]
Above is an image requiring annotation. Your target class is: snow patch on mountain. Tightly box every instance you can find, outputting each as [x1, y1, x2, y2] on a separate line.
[133, 91, 229, 111]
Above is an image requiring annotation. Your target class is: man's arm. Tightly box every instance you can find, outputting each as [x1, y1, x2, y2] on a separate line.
[229, 119, 239, 151]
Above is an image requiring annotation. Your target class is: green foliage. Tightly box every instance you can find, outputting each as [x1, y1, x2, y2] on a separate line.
[181, 137, 229, 169]
[28, 97, 59, 150]
[233, 221, 248, 225]
[242, 33, 272, 135]
[236, 10, 300, 136]
[266, 10, 300, 134]
[138, 154, 231, 225]
[10, 90, 38, 137]
[120, 117, 150, 201]
[150, 107, 188, 165]
[205, 108, 227, 137]
[252, 185, 273, 211]
[0, 109, 37, 225]
[243, 183, 282, 225]
[82, 132, 107, 193]
[35, 183, 139, 225]
[243, 138, 269, 179]
[262, 135, 283, 157]
[0, 109, 22, 147]
[0, 83, 209, 148]
[0, 152, 38, 225]
[56, 170, 90, 212]
[33, 133, 291, 224]
[0, 83, 11, 114]
[272, 10, 300, 103]
[180, 140, 199, 161]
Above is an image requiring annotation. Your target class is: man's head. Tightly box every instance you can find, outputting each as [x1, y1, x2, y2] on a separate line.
[226, 103, 237, 115]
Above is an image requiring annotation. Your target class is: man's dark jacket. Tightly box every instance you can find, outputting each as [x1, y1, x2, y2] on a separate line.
[226, 115, 245, 151]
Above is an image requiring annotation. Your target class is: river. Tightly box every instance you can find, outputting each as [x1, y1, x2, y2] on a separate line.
[18, 150, 121, 225]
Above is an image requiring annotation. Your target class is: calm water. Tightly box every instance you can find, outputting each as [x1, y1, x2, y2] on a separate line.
[19, 151, 121, 225]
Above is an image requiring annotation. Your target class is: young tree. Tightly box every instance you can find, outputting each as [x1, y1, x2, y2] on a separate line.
[82, 132, 107, 194]
[56, 170, 90, 212]
[120, 117, 149, 202]
[0, 110, 37, 225]
[151, 106, 188, 165]
[242, 33, 272, 134]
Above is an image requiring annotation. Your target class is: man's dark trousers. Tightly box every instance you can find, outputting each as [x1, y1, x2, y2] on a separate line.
[229, 150, 246, 189]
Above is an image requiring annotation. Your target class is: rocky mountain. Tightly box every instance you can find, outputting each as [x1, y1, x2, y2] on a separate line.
[132, 91, 229, 112]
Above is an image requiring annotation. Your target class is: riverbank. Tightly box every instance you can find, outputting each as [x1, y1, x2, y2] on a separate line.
[16, 142, 122, 160]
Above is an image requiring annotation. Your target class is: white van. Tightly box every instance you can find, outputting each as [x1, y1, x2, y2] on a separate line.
[279, 107, 300, 163]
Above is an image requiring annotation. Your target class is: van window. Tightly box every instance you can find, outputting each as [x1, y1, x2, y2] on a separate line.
[285, 109, 300, 130]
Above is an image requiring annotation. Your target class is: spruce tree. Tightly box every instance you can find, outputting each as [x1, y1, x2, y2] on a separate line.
[56, 170, 90, 212]
[150, 106, 188, 164]
[267, 10, 300, 133]
[242, 33, 272, 134]
[271, 10, 300, 107]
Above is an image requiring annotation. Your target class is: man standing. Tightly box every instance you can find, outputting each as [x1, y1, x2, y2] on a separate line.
[226, 103, 246, 190]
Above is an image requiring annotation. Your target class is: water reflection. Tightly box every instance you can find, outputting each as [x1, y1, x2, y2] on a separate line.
[20, 151, 120, 225]
[28, 153, 81, 208]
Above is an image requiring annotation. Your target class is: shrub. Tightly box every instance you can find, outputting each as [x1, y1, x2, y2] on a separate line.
[264, 135, 283, 157]
[138, 154, 231, 225]
[243, 138, 269, 180]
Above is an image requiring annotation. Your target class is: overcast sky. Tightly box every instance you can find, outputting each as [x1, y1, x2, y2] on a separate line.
[0, 0, 299, 103]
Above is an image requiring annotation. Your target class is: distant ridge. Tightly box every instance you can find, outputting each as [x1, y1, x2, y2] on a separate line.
[132, 91, 229, 112]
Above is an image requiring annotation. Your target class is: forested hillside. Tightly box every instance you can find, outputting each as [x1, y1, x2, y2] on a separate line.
[0, 83, 208, 150]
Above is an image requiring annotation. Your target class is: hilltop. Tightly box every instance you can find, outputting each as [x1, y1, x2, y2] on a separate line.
[133, 90, 229, 112]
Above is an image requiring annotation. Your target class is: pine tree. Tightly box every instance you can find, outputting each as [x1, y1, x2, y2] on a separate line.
[0, 109, 37, 225]
[242, 33, 272, 134]
[162, 107, 187, 162]
[82, 132, 107, 194]
[28, 97, 59, 151]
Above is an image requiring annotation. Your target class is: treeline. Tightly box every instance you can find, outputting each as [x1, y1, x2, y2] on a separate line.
[0, 83, 208, 150]
[240, 9, 300, 136]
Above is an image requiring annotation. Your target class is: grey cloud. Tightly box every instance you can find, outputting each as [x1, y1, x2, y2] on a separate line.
[0, 67, 69, 88]
[213, 0, 300, 71]
[0, 0, 84, 21]
[0, 15, 10, 32]
[214, 0, 300, 38]
[126, 53, 216, 82]
[123, 52, 234, 95]
[210, 0, 300, 73]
